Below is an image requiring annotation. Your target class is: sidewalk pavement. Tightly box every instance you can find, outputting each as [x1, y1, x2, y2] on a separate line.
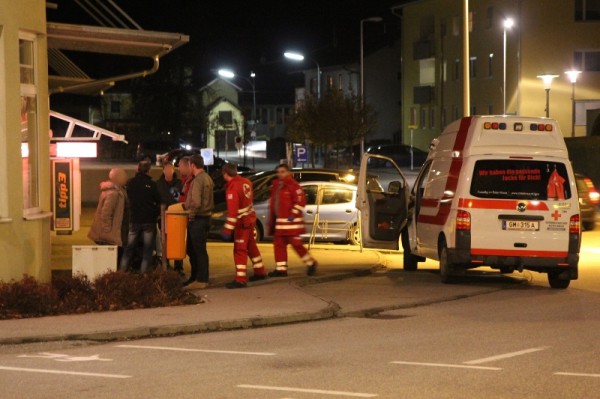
[0, 259, 520, 346]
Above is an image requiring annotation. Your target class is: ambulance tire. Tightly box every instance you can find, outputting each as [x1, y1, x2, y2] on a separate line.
[547, 271, 570, 289]
[401, 228, 418, 271]
[439, 241, 457, 284]
[254, 223, 264, 242]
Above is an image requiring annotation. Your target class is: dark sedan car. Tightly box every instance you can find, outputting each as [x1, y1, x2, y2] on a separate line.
[366, 144, 428, 168]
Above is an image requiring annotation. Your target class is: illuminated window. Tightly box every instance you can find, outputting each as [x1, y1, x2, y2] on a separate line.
[20, 34, 40, 211]
[327, 75, 333, 89]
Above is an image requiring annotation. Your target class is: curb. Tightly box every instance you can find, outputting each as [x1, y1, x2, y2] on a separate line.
[0, 302, 341, 346]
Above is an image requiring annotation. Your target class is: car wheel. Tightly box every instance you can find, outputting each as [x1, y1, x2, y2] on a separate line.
[254, 222, 263, 242]
[348, 224, 361, 246]
[499, 267, 514, 274]
[548, 271, 570, 289]
[401, 228, 418, 272]
[583, 221, 595, 231]
[439, 240, 457, 284]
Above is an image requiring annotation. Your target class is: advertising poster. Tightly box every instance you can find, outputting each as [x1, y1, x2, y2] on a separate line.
[51, 159, 73, 231]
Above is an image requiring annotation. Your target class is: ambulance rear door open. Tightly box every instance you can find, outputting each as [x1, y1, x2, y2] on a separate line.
[356, 154, 410, 250]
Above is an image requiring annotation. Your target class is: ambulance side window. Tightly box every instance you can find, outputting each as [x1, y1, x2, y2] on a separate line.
[414, 161, 432, 217]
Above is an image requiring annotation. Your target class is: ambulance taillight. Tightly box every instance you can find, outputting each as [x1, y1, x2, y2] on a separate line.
[569, 215, 580, 234]
[456, 210, 471, 231]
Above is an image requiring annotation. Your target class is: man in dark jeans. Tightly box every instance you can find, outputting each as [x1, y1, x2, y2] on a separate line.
[120, 160, 161, 273]
[183, 155, 214, 290]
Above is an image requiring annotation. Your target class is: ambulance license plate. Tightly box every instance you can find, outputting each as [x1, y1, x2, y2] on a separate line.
[502, 220, 539, 231]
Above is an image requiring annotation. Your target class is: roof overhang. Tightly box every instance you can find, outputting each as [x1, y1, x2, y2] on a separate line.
[47, 23, 189, 95]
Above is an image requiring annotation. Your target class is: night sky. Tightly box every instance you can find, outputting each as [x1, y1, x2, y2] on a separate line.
[48, 0, 404, 99]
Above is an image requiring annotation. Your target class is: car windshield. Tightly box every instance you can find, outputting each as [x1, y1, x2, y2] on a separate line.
[470, 160, 572, 200]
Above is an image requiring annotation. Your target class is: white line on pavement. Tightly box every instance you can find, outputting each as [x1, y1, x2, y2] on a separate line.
[391, 361, 501, 371]
[117, 344, 276, 356]
[237, 384, 378, 398]
[0, 366, 131, 379]
[463, 347, 550, 365]
[555, 372, 600, 378]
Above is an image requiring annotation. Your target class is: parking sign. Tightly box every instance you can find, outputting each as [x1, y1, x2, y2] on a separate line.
[295, 145, 308, 163]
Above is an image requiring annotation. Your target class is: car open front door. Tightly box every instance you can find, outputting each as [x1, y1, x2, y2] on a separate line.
[356, 154, 410, 250]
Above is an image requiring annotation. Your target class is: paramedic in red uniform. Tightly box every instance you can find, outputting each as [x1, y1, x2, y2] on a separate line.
[268, 164, 318, 277]
[221, 163, 267, 289]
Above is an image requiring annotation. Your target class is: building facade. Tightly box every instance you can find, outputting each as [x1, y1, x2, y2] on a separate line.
[398, 0, 600, 150]
[200, 78, 244, 150]
[0, 0, 52, 282]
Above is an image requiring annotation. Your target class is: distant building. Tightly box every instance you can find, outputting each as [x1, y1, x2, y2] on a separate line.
[254, 104, 294, 140]
[200, 78, 244, 151]
[395, 0, 600, 150]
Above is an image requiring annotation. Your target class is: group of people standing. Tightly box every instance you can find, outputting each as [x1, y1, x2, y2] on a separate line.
[88, 157, 318, 290]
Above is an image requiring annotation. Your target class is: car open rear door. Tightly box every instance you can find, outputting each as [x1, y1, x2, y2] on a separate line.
[356, 154, 410, 250]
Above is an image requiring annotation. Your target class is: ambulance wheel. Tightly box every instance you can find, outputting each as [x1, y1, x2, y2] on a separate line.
[548, 272, 570, 289]
[253, 223, 263, 242]
[401, 228, 418, 271]
[439, 242, 457, 284]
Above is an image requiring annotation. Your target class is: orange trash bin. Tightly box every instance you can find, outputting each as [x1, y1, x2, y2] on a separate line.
[165, 212, 188, 260]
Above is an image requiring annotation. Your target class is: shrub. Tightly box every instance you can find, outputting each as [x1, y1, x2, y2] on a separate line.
[0, 270, 199, 319]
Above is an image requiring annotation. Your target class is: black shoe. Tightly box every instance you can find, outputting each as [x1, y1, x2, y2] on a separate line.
[226, 280, 247, 289]
[249, 274, 268, 282]
[307, 262, 318, 276]
[268, 270, 288, 278]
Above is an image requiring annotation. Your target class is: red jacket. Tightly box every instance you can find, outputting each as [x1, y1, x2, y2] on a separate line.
[223, 175, 256, 234]
[178, 174, 193, 204]
[269, 175, 306, 236]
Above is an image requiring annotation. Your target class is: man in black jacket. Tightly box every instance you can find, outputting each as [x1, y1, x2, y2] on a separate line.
[156, 162, 184, 274]
[120, 160, 161, 273]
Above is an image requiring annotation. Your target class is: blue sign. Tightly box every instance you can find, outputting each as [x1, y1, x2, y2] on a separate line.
[295, 145, 308, 163]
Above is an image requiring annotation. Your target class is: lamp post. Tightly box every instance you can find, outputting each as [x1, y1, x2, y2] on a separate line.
[537, 74, 558, 118]
[218, 68, 257, 166]
[360, 16, 383, 159]
[284, 51, 321, 100]
[502, 18, 514, 115]
[565, 70, 581, 137]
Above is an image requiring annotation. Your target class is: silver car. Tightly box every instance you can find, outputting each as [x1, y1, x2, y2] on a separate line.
[212, 182, 360, 244]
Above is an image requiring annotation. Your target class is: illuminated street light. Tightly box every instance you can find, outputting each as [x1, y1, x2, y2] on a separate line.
[537, 74, 559, 117]
[502, 18, 514, 114]
[217, 69, 235, 79]
[284, 51, 321, 100]
[565, 70, 582, 137]
[360, 16, 383, 159]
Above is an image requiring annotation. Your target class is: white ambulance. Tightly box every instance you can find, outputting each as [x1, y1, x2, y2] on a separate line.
[356, 116, 581, 289]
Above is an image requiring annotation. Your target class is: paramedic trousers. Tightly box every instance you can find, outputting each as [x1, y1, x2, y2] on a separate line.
[273, 235, 315, 271]
[234, 227, 266, 283]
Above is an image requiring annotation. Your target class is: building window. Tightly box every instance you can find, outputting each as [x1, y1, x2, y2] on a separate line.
[338, 74, 343, 91]
[276, 108, 283, 125]
[469, 57, 477, 78]
[454, 59, 460, 81]
[430, 108, 436, 129]
[110, 101, 121, 114]
[409, 107, 418, 127]
[488, 54, 494, 77]
[19, 34, 40, 211]
[452, 16, 459, 36]
[420, 107, 427, 129]
[469, 11, 474, 32]
[310, 78, 316, 95]
[327, 75, 334, 89]
[486, 7, 494, 29]
[218, 110, 233, 126]
[453, 105, 459, 120]
[471, 106, 477, 115]
[575, 50, 600, 71]
[261, 108, 268, 125]
[576, 0, 600, 21]
[441, 108, 447, 127]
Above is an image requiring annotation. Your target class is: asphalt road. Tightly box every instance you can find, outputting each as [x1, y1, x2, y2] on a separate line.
[6, 230, 600, 398]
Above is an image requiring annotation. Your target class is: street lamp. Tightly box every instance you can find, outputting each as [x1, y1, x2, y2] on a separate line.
[565, 70, 582, 137]
[284, 51, 321, 100]
[217, 69, 235, 79]
[360, 16, 383, 159]
[502, 18, 514, 115]
[537, 74, 559, 118]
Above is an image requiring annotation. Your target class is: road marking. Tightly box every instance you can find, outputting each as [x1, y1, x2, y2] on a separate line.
[0, 366, 131, 379]
[555, 372, 600, 378]
[391, 361, 501, 371]
[117, 344, 275, 356]
[463, 347, 549, 365]
[237, 384, 378, 397]
[18, 353, 112, 362]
